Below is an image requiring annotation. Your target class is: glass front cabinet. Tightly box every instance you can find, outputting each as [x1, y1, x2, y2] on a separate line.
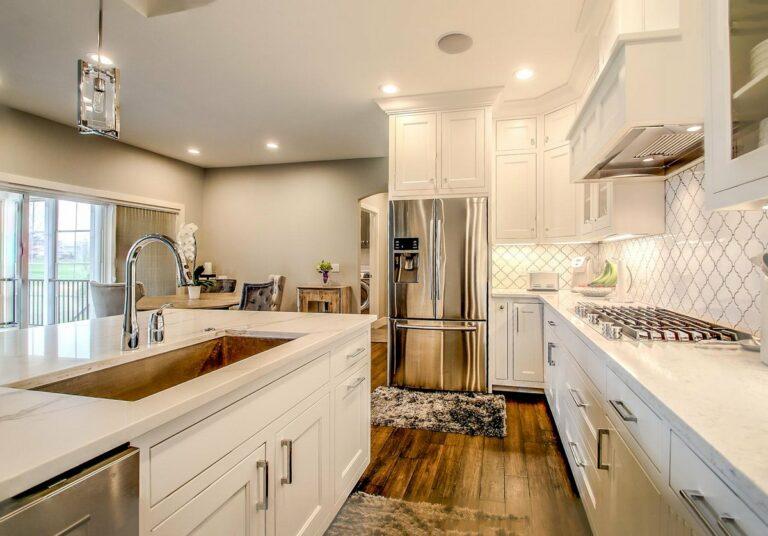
[706, 0, 768, 209]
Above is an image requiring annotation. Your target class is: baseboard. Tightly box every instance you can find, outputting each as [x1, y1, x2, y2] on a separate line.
[372, 317, 388, 329]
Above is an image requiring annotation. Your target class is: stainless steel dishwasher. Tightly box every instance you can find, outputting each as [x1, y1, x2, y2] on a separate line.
[0, 446, 138, 535]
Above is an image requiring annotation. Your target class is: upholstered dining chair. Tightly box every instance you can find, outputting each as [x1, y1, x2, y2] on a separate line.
[239, 275, 286, 311]
[90, 281, 146, 318]
[201, 278, 237, 293]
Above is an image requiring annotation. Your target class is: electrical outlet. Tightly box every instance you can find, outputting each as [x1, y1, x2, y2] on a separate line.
[331, 263, 340, 273]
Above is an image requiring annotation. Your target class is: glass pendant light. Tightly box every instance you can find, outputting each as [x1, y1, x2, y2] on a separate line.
[77, 0, 120, 139]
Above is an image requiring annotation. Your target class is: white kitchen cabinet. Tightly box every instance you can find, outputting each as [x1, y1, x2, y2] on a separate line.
[151, 443, 268, 536]
[512, 303, 544, 383]
[393, 113, 438, 194]
[494, 153, 537, 241]
[275, 394, 331, 536]
[705, 0, 768, 210]
[602, 428, 663, 536]
[441, 108, 485, 191]
[579, 181, 664, 240]
[543, 145, 577, 239]
[496, 117, 537, 152]
[543, 104, 575, 150]
[332, 362, 370, 506]
[491, 299, 544, 389]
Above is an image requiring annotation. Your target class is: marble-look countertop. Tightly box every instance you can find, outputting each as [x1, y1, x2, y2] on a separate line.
[0, 309, 375, 501]
[492, 289, 768, 522]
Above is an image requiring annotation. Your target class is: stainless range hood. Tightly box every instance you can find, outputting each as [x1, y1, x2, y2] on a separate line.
[582, 125, 704, 181]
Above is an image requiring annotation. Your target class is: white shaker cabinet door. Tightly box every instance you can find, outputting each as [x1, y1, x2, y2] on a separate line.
[543, 104, 575, 150]
[496, 117, 537, 152]
[275, 394, 331, 536]
[492, 300, 510, 382]
[494, 153, 537, 241]
[394, 113, 438, 193]
[441, 108, 485, 190]
[543, 145, 577, 240]
[512, 303, 544, 383]
[151, 443, 268, 536]
[333, 363, 370, 504]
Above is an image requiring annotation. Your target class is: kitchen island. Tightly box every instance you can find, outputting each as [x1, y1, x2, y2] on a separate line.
[0, 308, 375, 535]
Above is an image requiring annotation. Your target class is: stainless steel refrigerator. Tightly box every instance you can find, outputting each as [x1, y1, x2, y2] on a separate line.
[388, 197, 488, 392]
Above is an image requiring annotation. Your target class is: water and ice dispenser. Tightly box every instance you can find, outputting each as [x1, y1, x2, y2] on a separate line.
[392, 237, 419, 284]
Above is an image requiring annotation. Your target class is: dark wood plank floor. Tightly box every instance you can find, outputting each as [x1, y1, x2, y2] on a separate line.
[357, 342, 591, 535]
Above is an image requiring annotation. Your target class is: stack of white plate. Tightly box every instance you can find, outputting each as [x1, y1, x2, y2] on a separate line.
[751, 38, 768, 79]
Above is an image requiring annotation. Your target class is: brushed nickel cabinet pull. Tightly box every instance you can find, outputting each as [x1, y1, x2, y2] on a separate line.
[547, 342, 556, 366]
[281, 439, 293, 485]
[346, 346, 366, 359]
[679, 489, 719, 536]
[717, 514, 746, 536]
[609, 399, 637, 423]
[597, 428, 610, 470]
[256, 460, 269, 510]
[568, 441, 586, 467]
[568, 387, 586, 408]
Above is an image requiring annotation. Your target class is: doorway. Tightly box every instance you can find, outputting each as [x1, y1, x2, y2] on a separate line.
[358, 193, 387, 331]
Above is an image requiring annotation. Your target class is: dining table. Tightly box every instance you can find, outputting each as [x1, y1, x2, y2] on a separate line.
[136, 292, 240, 311]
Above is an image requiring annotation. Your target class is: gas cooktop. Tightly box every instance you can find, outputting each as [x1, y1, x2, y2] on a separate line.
[574, 302, 753, 342]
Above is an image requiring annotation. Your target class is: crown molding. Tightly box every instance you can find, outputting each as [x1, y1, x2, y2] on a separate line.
[375, 86, 503, 115]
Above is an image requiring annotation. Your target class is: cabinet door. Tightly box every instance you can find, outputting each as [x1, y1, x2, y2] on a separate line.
[492, 300, 509, 382]
[543, 145, 577, 239]
[543, 104, 575, 149]
[604, 430, 663, 536]
[512, 303, 544, 383]
[496, 118, 537, 152]
[275, 394, 331, 536]
[152, 444, 267, 536]
[593, 182, 611, 231]
[333, 364, 370, 504]
[495, 154, 537, 241]
[544, 337, 560, 421]
[394, 113, 437, 193]
[441, 109, 485, 190]
[580, 184, 594, 234]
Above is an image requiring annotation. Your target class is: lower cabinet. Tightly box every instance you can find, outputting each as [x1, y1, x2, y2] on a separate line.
[275, 395, 331, 536]
[151, 443, 268, 536]
[491, 298, 544, 389]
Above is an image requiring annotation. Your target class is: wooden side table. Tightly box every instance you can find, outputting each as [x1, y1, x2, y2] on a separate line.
[296, 285, 351, 313]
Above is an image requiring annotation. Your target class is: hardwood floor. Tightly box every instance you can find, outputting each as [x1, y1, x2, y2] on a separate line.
[358, 342, 591, 535]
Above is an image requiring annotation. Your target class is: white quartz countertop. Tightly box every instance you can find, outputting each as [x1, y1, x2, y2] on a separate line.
[492, 288, 768, 521]
[0, 309, 375, 502]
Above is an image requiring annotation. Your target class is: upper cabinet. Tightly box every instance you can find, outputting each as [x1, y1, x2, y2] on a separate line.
[383, 97, 493, 198]
[543, 145, 577, 240]
[705, 0, 768, 210]
[543, 104, 576, 150]
[496, 117, 537, 152]
[393, 113, 438, 193]
[579, 181, 665, 240]
[441, 109, 486, 190]
[495, 153, 537, 241]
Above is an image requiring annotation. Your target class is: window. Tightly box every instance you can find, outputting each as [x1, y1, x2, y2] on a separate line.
[56, 200, 94, 280]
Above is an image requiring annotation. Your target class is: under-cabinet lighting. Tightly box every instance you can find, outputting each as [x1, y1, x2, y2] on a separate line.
[602, 234, 637, 242]
[686, 125, 702, 132]
[187, 148, 200, 155]
[266, 142, 279, 150]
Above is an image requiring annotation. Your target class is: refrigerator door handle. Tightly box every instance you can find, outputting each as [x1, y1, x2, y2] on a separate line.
[435, 220, 442, 302]
[429, 217, 436, 304]
[394, 322, 478, 333]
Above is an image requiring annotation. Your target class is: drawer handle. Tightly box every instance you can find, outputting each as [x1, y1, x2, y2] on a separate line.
[256, 460, 269, 510]
[547, 342, 556, 366]
[609, 399, 637, 423]
[280, 439, 293, 485]
[347, 346, 366, 359]
[597, 428, 610, 470]
[345, 376, 366, 395]
[547, 320, 556, 327]
[568, 441, 586, 467]
[679, 489, 720, 536]
[718, 514, 747, 536]
[568, 387, 587, 408]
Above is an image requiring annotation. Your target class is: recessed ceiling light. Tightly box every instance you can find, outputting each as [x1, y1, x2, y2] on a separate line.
[187, 148, 200, 155]
[266, 142, 279, 150]
[437, 33, 473, 54]
[88, 53, 114, 66]
[686, 125, 702, 132]
[515, 68, 534, 81]
[380, 84, 399, 94]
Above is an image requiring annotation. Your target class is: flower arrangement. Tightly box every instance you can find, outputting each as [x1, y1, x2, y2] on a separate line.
[316, 260, 333, 285]
[176, 223, 211, 298]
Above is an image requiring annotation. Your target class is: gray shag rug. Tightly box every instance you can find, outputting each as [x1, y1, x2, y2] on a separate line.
[326, 492, 524, 535]
[371, 386, 507, 438]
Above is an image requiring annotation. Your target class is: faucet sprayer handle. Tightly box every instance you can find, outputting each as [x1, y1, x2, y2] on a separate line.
[157, 303, 174, 315]
[148, 304, 173, 344]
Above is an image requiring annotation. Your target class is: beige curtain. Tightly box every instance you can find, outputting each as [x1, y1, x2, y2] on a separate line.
[115, 206, 178, 296]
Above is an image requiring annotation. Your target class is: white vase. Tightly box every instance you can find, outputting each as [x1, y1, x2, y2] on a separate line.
[188, 286, 202, 300]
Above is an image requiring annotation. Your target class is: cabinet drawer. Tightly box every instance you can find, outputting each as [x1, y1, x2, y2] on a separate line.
[331, 331, 369, 377]
[670, 433, 767, 536]
[563, 354, 607, 457]
[150, 353, 330, 505]
[606, 368, 664, 470]
[563, 402, 604, 528]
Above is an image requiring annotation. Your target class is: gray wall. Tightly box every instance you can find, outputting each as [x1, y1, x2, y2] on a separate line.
[199, 158, 388, 311]
[0, 105, 205, 224]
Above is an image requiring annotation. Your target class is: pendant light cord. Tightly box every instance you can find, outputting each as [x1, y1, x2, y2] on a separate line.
[97, 0, 103, 70]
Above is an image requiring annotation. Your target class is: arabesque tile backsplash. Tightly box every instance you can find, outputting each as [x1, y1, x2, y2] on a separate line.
[492, 163, 768, 335]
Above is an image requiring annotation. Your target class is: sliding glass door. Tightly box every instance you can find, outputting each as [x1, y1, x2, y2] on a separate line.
[0, 192, 22, 328]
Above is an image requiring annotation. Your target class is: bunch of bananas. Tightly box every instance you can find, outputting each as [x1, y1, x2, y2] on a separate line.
[588, 260, 618, 287]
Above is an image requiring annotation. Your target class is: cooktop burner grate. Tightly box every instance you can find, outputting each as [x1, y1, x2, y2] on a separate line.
[574, 303, 753, 342]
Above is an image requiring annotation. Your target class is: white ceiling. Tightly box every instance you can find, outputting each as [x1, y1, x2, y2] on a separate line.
[0, 0, 586, 168]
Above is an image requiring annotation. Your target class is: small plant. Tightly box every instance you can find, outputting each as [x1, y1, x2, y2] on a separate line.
[316, 260, 333, 285]
[191, 265, 214, 288]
